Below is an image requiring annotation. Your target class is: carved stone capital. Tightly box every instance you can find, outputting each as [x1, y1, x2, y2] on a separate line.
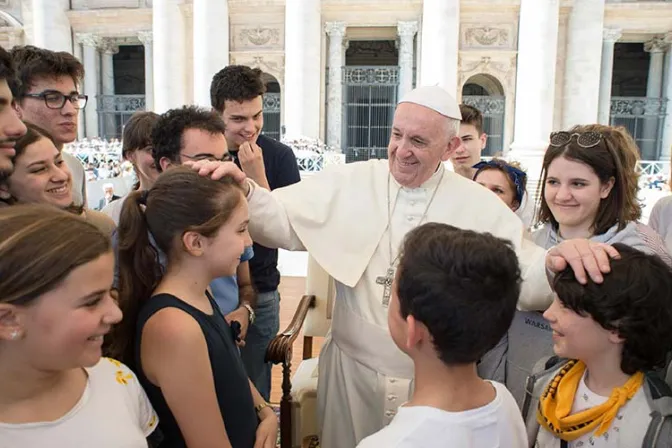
[665, 31, 672, 45]
[602, 27, 622, 43]
[99, 38, 119, 55]
[75, 33, 102, 48]
[645, 36, 667, 53]
[325, 22, 346, 38]
[397, 21, 419, 38]
[138, 31, 153, 46]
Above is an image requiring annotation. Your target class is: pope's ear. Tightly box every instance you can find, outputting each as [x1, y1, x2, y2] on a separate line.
[442, 135, 461, 162]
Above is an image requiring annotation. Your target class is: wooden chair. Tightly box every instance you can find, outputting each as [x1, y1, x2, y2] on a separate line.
[266, 256, 336, 448]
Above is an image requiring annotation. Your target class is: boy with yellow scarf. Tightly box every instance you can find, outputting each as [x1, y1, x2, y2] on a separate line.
[522, 243, 672, 448]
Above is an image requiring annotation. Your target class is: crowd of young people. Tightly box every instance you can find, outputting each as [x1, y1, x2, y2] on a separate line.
[1, 41, 671, 448]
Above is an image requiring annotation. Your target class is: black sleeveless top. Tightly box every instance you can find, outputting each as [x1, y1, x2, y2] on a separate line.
[134, 292, 258, 447]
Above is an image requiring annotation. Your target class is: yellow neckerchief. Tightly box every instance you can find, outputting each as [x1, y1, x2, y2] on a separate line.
[537, 360, 644, 441]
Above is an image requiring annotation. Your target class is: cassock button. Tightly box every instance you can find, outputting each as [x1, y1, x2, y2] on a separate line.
[385, 410, 397, 418]
[387, 394, 397, 402]
[410, 200, 416, 206]
[407, 216, 414, 222]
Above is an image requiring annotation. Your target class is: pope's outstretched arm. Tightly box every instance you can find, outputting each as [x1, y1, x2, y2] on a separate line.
[244, 178, 306, 251]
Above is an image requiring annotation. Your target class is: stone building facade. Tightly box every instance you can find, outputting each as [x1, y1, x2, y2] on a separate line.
[1, 0, 671, 169]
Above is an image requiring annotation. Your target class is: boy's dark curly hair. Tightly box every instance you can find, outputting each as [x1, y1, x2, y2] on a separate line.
[553, 243, 672, 374]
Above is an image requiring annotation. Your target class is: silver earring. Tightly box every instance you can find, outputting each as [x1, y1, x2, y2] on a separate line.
[10, 330, 19, 340]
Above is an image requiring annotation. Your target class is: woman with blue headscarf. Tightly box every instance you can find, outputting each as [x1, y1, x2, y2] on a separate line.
[473, 159, 528, 213]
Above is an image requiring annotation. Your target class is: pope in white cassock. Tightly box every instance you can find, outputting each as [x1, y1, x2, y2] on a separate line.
[187, 86, 618, 448]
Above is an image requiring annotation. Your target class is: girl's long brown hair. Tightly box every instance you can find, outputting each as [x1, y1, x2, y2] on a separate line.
[536, 124, 641, 235]
[109, 166, 243, 365]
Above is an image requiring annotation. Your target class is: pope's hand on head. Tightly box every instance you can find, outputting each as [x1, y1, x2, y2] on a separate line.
[182, 159, 247, 184]
[546, 239, 620, 284]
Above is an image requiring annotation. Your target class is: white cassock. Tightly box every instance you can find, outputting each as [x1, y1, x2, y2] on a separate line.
[246, 159, 554, 448]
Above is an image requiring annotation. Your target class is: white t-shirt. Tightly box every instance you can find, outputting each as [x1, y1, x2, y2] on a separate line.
[0, 357, 158, 448]
[535, 371, 649, 447]
[357, 381, 527, 448]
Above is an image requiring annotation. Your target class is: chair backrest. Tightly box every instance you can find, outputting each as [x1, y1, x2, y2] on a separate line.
[303, 255, 335, 338]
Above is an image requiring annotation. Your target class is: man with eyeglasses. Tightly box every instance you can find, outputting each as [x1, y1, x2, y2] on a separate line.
[149, 105, 265, 351]
[10, 46, 88, 207]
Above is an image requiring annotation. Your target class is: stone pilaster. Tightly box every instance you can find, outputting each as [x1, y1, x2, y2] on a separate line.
[76, 33, 101, 138]
[325, 21, 346, 149]
[561, 0, 606, 128]
[138, 31, 154, 111]
[284, 0, 321, 139]
[419, 0, 459, 94]
[598, 28, 622, 125]
[397, 21, 418, 99]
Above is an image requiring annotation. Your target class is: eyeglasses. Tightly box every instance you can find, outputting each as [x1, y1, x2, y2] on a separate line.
[23, 91, 88, 110]
[549, 131, 602, 149]
[180, 153, 233, 163]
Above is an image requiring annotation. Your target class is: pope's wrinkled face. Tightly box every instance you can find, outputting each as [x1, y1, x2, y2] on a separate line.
[388, 103, 460, 188]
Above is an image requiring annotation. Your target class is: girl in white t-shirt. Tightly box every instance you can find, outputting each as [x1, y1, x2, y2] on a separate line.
[0, 204, 159, 447]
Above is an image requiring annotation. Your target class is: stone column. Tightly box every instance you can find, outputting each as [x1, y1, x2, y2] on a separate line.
[419, 0, 459, 94]
[397, 21, 418, 99]
[562, 0, 605, 128]
[76, 34, 101, 139]
[598, 28, 622, 125]
[510, 0, 560, 155]
[138, 31, 154, 112]
[661, 32, 672, 160]
[643, 37, 667, 159]
[73, 40, 85, 140]
[325, 22, 346, 149]
[284, 0, 321, 139]
[193, 0, 229, 107]
[31, 0, 72, 52]
[153, 0, 187, 113]
[100, 39, 119, 140]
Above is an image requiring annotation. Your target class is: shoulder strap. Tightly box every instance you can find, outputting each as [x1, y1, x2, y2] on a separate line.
[642, 372, 672, 448]
[521, 356, 568, 448]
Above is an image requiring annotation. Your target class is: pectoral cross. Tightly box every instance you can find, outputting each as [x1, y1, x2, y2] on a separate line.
[376, 267, 395, 307]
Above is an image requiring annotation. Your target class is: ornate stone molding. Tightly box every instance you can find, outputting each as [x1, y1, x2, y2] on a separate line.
[229, 54, 284, 84]
[397, 21, 418, 38]
[644, 36, 667, 53]
[239, 26, 280, 46]
[665, 31, 672, 45]
[325, 21, 346, 38]
[75, 33, 103, 48]
[603, 27, 622, 43]
[138, 31, 153, 46]
[464, 26, 509, 47]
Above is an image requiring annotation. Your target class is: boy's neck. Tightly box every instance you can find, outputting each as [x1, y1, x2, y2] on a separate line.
[407, 357, 496, 412]
[584, 354, 633, 397]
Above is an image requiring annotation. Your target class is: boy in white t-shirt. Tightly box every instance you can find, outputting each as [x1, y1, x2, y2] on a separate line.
[358, 223, 528, 448]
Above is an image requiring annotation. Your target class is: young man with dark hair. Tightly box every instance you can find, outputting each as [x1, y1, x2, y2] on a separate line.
[524, 244, 672, 447]
[451, 104, 487, 180]
[210, 65, 301, 400]
[10, 46, 88, 206]
[149, 106, 259, 346]
[0, 45, 27, 178]
[358, 223, 527, 448]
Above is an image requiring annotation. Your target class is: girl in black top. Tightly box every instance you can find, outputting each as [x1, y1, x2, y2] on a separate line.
[112, 166, 278, 447]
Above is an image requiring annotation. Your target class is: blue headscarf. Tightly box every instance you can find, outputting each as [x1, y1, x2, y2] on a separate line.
[473, 160, 527, 205]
